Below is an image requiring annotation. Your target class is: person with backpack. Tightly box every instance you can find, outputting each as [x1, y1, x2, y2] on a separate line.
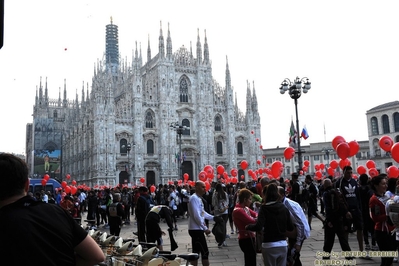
[108, 193, 124, 236]
[135, 186, 154, 242]
[322, 178, 352, 259]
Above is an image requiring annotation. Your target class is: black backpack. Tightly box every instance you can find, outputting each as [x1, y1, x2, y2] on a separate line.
[109, 202, 120, 217]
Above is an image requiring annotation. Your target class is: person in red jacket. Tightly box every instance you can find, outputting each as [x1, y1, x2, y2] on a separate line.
[232, 188, 258, 266]
[369, 174, 396, 266]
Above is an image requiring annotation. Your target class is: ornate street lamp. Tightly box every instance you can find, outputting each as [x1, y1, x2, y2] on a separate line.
[280, 76, 311, 172]
[170, 122, 189, 180]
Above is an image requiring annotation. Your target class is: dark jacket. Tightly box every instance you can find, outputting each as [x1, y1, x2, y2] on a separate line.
[246, 201, 294, 243]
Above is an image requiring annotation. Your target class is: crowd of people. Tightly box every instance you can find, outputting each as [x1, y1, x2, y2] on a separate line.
[2, 151, 399, 266]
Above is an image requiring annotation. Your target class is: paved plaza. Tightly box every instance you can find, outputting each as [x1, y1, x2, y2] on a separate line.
[92, 213, 387, 266]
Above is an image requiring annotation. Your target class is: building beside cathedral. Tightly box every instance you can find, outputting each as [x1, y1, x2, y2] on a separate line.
[26, 20, 262, 187]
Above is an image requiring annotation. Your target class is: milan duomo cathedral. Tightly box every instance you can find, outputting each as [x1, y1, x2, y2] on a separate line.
[26, 19, 262, 187]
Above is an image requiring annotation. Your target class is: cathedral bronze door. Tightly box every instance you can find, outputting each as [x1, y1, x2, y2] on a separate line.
[146, 171, 155, 186]
[119, 171, 129, 185]
[238, 169, 245, 181]
[181, 161, 193, 181]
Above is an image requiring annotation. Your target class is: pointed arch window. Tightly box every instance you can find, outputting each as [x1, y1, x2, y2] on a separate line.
[120, 139, 128, 154]
[145, 111, 154, 128]
[215, 116, 222, 131]
[147, 139, 154, 155]
[179, 78, 188, 102]
[371, 117, 379, 135]
[53, 110, 58, 118]
[394, 113, 399, 132]
[216, 141, 223, 156]
[182, 119, 190, 135]
[382, 114, 390, 134]
[237, 142, 243, 155]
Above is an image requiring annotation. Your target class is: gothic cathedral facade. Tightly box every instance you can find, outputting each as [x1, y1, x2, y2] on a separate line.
[26, 20, 262, 187]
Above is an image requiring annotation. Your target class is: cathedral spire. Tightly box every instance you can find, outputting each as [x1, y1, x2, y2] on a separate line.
[81, 81, 85, 105]
[246, 80, 252, 114]
[166, 22, 172, 59]
[203, 29, 209, 64]
[196, 28, 202, 65]
[63, 79, 68, 107]
[139, 42, 143, 66]
[147, 35, 151, 63]
[158, 21, 165, 58]
[45, 77, 48, 102]
[39, 76, 43, 101]
[225, 56, 231, 89]
[58, 87, 61, 107]
[252, 80, 259, 114]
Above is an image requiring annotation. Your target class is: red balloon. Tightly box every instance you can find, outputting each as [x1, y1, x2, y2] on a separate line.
[258, 168, 263, 174]
[198, 171, 207, 181]
[64, 186, 71, 194]
[71, 180, 77, 185]
[240, 160, 248, 170]
[315, 164, 320, 171]
[140, 177, 145, 183]
[366, 160, 376, 169]
[315, 171, 322, 178]
[387, 166, 399, 178]
[369, 168, 378, 178]
[150, 185, 156, 193]
[336, 142, 350, 160]
[319, 163, 325, 170]
[304, 160, 310, 167]
[299, 170, 304, 175]
[329, 160, 338, 170]
[231, 177, 238, 184]
[205, 181, 211, 191]
[183, 173, 189, 180]
[327, 167, 335, 176]
[256, 138, 259, 142]
[70, 186, 77, 195]
[204, 165, 214, 178]
[332, 135, 346, 150]
[379, 135, 394, 152]
[283, 147, 295, 160]
[260, 145, 263, 149]
[41, 179, 47, 186]
[339, 158, 351, 169]
[357, 165, 367, 175]
[240, 175, 245, 180]
[348, 140, 359, 157]
[61, 181, 67, 188]
[66, 174, 71, 180]
[256, 159, 261, 165]
[271, 161, 283, 178]
[43, 174, 50, 181]
[391, 143, 399, 163]
[251, 130, 254, 134]
[216, 165, 225, 175]
[230, 168, 238, 177]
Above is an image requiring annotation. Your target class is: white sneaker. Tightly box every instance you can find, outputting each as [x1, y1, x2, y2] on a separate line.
[393, 258, 398, 263]
[365, 244, 371, 250]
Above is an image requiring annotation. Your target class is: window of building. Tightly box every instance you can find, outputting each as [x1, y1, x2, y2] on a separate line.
[215, 116, 222, 131]
[216, 141, 223, 155]
[147, 139, 154, 154]
[394, 112, 399, 132]
[145, 111, 153, 128]
[182, 119, 190, 135]
[371, 117, 379, 135]
[323, 154, 329, 160]
[120, 139, 127, 154]
[237, 142, 243, 155]
[267, 158, 273, 164]
[314, 155, 320, 160]
[382, 114, 390, 134]
[179, 78, 188, 102]
[53, 110, 58, 118]
[303, 155, 309, 161]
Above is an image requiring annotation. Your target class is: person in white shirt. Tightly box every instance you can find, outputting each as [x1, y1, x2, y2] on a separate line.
[188, 181, 218, 266]
[278, 186, 310, 266]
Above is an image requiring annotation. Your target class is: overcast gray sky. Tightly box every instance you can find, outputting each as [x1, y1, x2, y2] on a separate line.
[1, 0, 398, 154]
